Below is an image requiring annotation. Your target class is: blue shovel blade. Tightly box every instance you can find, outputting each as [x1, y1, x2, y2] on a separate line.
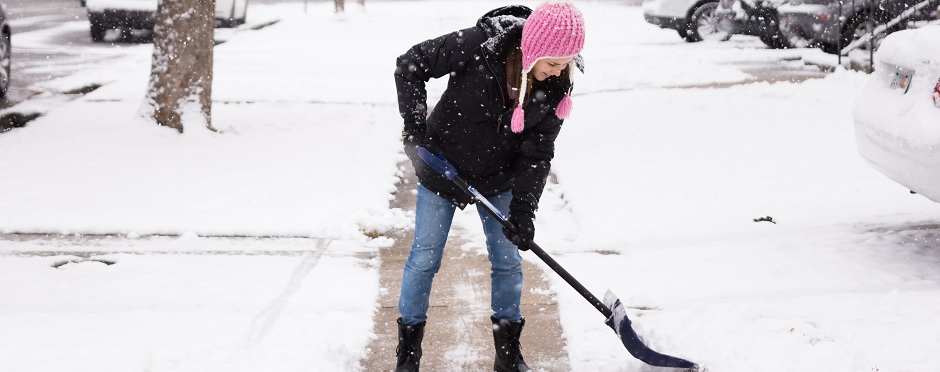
[603, 290, 698, 371]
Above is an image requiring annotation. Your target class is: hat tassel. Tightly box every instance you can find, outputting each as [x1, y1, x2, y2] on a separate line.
[555, 93, 573, 119]
[511, 105, 525, 133]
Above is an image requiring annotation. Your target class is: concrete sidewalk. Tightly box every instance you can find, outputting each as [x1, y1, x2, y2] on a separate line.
[362, 165, 570, 371]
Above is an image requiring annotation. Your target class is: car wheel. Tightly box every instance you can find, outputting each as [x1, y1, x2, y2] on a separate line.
[0, 32, 10, 98]
[90, 22, 108, 42]
[687, 2, 730, 43]
[238, 0, 249, 26]
[218, 19, 237, 28]
[218, 1, 239, 28]
[760, 31, 791, 49]
[757, 14, 790, 49]
[677, 27, 689, 39]
[819, 41, 841, 54]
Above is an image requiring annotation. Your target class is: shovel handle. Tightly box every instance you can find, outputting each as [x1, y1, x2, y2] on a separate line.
[525, 241, 613, 318]
[463, 174, 611, 317]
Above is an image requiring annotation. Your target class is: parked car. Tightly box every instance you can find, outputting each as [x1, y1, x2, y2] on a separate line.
[0, 1, 9, 99]
[715, 0, 792, 48]
[853, 27, 940, 202]
[85, 0, 249, 42]
[778, 0, 938, 54]
[643, 0, 730, 42]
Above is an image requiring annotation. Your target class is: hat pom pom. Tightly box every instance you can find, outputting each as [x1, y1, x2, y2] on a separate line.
[555, 93, 573, 119]
[511, 106, 525, 133]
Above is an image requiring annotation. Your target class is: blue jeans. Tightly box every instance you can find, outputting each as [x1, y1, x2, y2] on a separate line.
[399, 184, 523, 326]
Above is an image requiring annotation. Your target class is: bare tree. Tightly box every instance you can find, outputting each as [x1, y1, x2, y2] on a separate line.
[334, 0, 366, 14]
[143, 0, 216, 133]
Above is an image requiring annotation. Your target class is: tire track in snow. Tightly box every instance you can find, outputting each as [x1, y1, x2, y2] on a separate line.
[244, 237, 331, 348]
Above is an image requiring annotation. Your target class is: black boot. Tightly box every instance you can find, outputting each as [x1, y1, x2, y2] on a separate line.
[396, 317, 425, 372]
[491, 316, 531, 372]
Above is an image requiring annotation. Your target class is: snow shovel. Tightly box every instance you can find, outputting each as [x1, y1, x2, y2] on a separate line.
[417, 147, 698, 371]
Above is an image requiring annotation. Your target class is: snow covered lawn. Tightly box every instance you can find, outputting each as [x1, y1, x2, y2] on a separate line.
[0, 236, 384, 371]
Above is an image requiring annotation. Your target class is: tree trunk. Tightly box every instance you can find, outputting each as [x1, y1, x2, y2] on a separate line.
[144, 0, 216, 133]
[335, 0, 345, 13]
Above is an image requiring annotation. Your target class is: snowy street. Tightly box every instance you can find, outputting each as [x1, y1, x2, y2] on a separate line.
[1, 1, 939, 371]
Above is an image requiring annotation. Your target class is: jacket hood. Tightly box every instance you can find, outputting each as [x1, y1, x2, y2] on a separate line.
[477, 5, 532, 37]
[476, 5, 531, 58]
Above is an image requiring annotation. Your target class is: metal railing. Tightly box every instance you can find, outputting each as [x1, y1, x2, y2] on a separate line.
[839, 0, 940, 56]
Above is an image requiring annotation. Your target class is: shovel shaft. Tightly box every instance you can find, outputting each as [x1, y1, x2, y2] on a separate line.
[451, 175, 612, 318]
[526, 241, 613, 318]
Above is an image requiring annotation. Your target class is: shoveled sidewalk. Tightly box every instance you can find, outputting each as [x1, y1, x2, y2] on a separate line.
[362, 164, 570, 371]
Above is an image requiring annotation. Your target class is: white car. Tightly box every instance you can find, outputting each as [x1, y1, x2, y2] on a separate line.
[642, 0, 729, 42]
[85, 0, 249, 42]
[853, 26, 940, 202]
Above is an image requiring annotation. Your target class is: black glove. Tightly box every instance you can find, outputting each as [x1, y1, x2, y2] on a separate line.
[402, 130, 422, 155]
[502, 208, 535, 250]
[402, 124, 429, 169]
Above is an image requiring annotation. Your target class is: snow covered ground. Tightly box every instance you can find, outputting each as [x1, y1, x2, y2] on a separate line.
[1, 1, 938, 371]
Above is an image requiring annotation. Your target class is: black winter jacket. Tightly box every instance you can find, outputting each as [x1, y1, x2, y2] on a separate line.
[395, 5, 574, 214]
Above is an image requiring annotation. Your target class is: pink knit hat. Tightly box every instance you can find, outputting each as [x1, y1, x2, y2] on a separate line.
[512, 0, 585, 133]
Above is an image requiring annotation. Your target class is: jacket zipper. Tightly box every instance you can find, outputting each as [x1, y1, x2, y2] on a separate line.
[483, 53, 512, 132]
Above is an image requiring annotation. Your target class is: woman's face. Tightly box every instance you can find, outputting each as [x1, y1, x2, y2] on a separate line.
[531, 57, 574, 81]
